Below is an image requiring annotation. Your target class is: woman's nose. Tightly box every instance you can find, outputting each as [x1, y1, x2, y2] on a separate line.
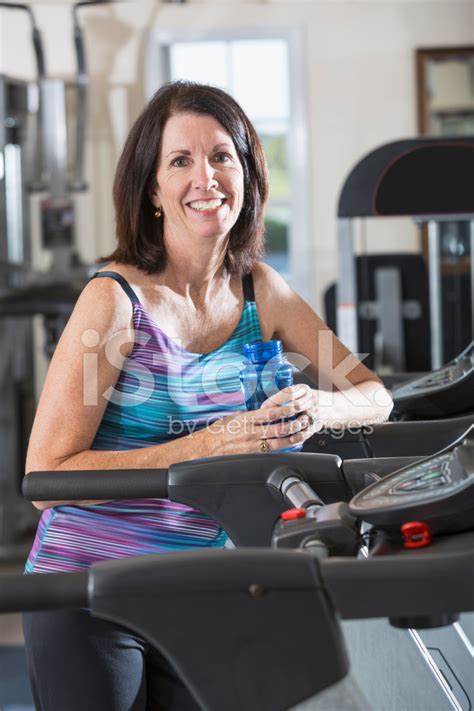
[191, 159, 218, 190]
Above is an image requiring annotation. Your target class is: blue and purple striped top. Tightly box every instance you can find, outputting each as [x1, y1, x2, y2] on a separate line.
[26, 270, 262, 574]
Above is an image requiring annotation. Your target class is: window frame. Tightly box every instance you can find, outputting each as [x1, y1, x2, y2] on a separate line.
[145, 25, 314, 305]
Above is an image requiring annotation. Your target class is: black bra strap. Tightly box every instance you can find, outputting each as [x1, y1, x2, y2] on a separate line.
[242, 273, 255, 302]
[90, 271, 140, 305]
[92, 270, 254, 306]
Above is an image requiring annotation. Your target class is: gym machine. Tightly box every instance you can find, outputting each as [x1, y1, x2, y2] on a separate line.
[14, 429, 474, 709]
[335, 137, 474, 372]
[390, 340, 474, 418]
[0, 2, 45, 559]
[0, 1, 112, 558]
[297, 342, 474, 457]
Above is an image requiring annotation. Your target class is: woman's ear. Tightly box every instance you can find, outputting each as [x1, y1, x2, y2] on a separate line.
[148, 171, 160, 205]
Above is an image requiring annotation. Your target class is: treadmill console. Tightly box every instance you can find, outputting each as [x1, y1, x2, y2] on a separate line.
[349, 428, 474, 535]
[391, 342, 474, 417]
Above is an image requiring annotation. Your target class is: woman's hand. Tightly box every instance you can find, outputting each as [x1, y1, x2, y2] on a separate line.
[201, 385, 317, 456]
[262, 380, 393, 436]
[262, 383, 321, 426]
[264, 382, 393, 431]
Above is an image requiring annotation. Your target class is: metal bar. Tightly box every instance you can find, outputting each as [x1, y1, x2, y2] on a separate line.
[375, 268, 405, 371]
[71, 6, 88, 190]
[336, 218, 358, 352]
[470, 220, 474, 340]
[281, 476, 324, 511]
[70, 80, 88, 190]
[427, 220, 443, 369]
[40, 79, 68, 198]
[4, 144, 24, 265]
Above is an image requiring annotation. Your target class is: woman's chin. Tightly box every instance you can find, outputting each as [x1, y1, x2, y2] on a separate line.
[194, 227, 231, 242]
[187, 218, 234, 241]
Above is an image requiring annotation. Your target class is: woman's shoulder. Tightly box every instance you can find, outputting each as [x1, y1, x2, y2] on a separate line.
[250, 262, 294, 337]
[251, 261, 293, 300]
[95, 261, 140, 281]
[72, 263, 136, 332]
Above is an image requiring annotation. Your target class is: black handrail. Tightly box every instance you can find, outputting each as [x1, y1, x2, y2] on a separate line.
[0, 571, 88, 613]
[23, 468, 169, 501]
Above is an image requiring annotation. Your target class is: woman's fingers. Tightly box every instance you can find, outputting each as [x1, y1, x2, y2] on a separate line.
[260, 384, 318, 420]
[209, 402, 318, 458]
[256, 412, 312, 440]
[217, 384, 321, 455]
[261, 385, 308, 408]
[228, 409, 312, 439]
[252, 429, 307, 452]
[249, 403, 299, 423]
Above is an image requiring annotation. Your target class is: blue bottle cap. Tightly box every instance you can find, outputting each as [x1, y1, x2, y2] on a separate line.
[243, 340, 283, 364]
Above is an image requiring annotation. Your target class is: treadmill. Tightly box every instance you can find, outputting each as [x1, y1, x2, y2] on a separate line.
[20, 432, 474, 710]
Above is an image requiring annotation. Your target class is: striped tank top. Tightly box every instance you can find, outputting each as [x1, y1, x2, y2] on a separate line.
[26, 270, 262, 573]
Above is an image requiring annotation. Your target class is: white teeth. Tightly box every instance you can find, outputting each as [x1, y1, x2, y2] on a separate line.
[189, 199, 223, 211]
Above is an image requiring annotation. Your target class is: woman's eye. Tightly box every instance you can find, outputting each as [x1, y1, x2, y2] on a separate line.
[214, 152, 232, 163]
[170, 156, 189, 168]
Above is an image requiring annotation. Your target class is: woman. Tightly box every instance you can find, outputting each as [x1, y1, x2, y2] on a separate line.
[23, 81, 392, 710]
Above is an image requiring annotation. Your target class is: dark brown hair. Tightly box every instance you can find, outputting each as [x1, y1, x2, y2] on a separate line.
[103, 81, 269, 276]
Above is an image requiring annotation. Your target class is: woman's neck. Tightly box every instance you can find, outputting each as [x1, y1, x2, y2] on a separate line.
[162, 233, 230, 301]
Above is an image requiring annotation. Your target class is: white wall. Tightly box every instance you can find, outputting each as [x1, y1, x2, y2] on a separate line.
[1, 0, 473, 313]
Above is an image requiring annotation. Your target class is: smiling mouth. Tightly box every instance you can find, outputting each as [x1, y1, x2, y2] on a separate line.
[187, 198, 226, 212]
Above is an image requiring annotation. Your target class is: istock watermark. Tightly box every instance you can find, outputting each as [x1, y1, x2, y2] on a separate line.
[165, 415, 375, 439]
[80, 327, 390, 428]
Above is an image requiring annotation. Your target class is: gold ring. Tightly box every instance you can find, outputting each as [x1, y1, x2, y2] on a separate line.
[259, 438, 271, 453]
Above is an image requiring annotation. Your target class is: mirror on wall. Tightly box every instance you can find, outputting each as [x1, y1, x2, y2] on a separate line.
[417, 46, 474, 136]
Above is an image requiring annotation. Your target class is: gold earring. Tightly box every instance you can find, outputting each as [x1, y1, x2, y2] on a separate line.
[154, 206, 162, 219]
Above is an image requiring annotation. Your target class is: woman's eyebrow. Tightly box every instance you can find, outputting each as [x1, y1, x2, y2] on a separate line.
[165, 149, 191, 158]
[165, 143, 234, 159]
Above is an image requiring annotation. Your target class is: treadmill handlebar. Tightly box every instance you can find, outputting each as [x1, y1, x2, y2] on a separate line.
[22, 468, 169, 501]
[320, 532, 474, 620]
[0, 538, 471, 618]
[0, 571, 88, 613]
[22, 454, 339, 504]
[22, 454, 423, 503]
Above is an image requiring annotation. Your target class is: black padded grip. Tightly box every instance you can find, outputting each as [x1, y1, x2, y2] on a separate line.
[22, 469, 169, 501]
[0, 572, 88, 613]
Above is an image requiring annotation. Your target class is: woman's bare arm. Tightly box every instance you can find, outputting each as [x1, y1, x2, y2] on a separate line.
[25, 278, 213, 509]
[253, 263, 393, 427]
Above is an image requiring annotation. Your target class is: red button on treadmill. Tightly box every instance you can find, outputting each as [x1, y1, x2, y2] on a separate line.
[281, 508, 306, 521]
[401, 521, 431, 548]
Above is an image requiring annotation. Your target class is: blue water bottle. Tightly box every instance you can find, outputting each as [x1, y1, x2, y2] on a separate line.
[239, 340, 302, 452]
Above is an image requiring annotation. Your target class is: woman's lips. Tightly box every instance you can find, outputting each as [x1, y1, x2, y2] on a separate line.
[187, 198, 226, 212]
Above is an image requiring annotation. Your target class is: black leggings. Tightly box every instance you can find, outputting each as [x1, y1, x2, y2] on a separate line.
[23, 608, 201, 711]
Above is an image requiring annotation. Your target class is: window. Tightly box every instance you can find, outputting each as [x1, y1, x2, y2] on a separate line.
[146, 28, 312, 303]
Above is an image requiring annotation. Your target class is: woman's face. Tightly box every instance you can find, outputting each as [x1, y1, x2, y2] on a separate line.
[153, 112, 245, 244]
